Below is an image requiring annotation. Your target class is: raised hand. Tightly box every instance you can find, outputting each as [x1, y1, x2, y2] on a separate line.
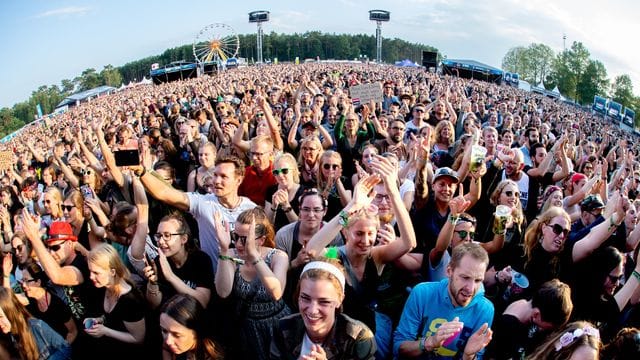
[369, 154, 398, 188]
[350, 174, 381, 211]
[449, 184, 470, 216]
[213, 211, 231, 252]
[463, 323, 493, 357]
[245, 215, 261, 264]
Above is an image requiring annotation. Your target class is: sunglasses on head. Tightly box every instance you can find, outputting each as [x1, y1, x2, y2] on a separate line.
[272, 168, 290, 176]
[547, 223, 569, 237]
[323, 164, 340, 170]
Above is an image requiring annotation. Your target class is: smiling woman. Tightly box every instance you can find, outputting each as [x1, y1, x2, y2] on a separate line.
[271, 259, 376, 359]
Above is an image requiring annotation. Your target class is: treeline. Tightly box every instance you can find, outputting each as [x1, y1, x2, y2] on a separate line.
[0, 31, 434, 138]
[502, 41, 639, 123]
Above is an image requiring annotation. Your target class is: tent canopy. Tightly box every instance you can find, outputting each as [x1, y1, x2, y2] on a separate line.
[441, 59, 503, 83]
[56, 85, 116, 109]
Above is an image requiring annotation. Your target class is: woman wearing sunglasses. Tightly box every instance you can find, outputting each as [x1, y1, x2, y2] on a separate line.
[317, 150, 352, 221]
[522, 192, 626, 292]
[265, 153, 306, 229]
[19, 262, 78, 345]
[214, 207, 290, 360]
[297, 136, 323, 188]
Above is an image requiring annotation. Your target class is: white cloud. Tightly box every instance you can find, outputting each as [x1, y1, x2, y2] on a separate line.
[34, 6, 90, 19]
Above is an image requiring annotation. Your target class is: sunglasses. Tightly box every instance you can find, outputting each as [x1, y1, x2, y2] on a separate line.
[272, 168, 290, 176]
[414, 108, 426, 113]
[21, 278, 38, 284]
[47, 243, 64, 252]
[547, 223, 570, 237]
[256, 113, 264, 117]
[12, 244, 24, 253]
[80, 169, 92, 176]
[504, 190, 521, 198]
[323, 164, 340, 170]
[230, 232, 247, 245]
[61, 205, 75, 212]
[455, 230, 475, 239]
[607, 273, 624, 283]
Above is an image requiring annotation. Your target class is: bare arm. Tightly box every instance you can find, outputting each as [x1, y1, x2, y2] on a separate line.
[130, 177, 149, 262]
[138, 168, 190, 212]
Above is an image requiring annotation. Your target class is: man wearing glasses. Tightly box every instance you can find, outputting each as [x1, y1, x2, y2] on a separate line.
[20, 219, 93, 324]
[404, 105, 428, 143]
[375, 118, 408, 162]
[238, 135, 277, 207]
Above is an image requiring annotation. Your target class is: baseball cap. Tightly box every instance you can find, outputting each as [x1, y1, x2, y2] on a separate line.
[47, 222, 77, 243]
[433, 167, 460, 184]
[571, 173, 587, 184]
[301, 122, 318, 130]
[580, 195, 605, 212]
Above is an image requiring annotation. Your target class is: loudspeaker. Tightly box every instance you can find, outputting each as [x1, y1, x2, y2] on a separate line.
[422, 51, 438, 68]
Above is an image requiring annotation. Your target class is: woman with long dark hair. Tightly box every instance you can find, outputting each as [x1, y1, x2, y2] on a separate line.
[160, 294, 223, 360]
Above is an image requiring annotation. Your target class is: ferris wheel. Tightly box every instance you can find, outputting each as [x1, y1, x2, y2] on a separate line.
[193, 23, 240, 64]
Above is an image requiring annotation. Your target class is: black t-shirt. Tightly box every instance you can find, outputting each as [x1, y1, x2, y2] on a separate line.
[523, 242, 575, 293]
[54, 253, 98, 321]
[93, 287, 146, 358]
[411, 194, 448, 255]
[157, 250, 214, 305]
[26, 292, 72, 339]
[265, 185, 306, 230]
[486, 314, 528, 360]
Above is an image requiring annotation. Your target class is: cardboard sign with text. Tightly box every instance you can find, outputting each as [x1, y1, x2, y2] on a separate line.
[350, 82, 383, 106]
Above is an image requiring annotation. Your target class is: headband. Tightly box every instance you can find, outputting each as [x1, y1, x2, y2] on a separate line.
[554, 326, 600, 351]
[301, 261, 345, 291]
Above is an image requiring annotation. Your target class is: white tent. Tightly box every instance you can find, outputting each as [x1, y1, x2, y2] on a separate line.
[139, 77, 153, 85]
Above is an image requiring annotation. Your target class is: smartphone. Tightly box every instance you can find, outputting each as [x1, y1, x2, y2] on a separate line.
[114, 149, 140, 166]
[80, 184, 94, 199]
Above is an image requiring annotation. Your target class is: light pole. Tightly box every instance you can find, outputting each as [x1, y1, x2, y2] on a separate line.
[249, 11, 270, 64]
[369, 10, 390, 64]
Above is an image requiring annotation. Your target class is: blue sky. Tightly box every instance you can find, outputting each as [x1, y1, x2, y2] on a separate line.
[1, 0, 638, 109]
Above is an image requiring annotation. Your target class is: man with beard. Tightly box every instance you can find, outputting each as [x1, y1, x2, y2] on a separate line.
[427, 96, 457, 127]
[238, 135, 277, 207]
[404, 104, 429, 142]
[394, 242, 494, 359]
[375, 119, 407, 162]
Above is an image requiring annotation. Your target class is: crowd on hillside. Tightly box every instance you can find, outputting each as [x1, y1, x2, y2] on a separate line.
[0, 62, 639, 359]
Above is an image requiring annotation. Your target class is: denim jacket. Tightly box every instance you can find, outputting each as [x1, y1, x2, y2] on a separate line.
[29, 318, 72, 360]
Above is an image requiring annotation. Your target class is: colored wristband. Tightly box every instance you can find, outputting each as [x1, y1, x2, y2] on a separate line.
[632, 270, 640, 282]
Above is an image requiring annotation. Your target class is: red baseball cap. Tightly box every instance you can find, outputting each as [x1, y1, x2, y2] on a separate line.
[47, 222, 77, 243]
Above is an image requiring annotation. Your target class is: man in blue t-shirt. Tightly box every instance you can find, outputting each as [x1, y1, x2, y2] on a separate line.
[394, 243, 494, 359]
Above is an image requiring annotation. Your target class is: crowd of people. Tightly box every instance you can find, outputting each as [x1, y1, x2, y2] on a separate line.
[0, 62, 639, 359]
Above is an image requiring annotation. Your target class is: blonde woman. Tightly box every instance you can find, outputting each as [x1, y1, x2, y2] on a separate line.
[85, 243, 146, 358]
[187, 142, 217, 194]
[265, 153, 305, 229]
[433, 120, 455, 152]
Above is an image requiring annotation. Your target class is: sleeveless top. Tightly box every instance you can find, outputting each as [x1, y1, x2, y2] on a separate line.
[337, 246, 378, 331]
[233, 248, 287, 319]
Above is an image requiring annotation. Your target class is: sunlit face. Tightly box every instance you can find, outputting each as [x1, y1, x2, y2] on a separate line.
[372, 184, 392, 220]
[321, 157, 342, 180]
[548, 190, 564, 208]
[198, 147, 215, 168]
[361, 148, 377, 171]
[250, 141, 272, 171]
[212, 163, 242, 198]
[88, 261, 113, 288]
[447, 254, 486, 307]
[20, 269, 41, 298]
[299, 195, 326, 227]
[298, 278, 342, 342]
[0, 191, 10, 206]
[160, 314, 197, 355]
[62, 200, 78, 222]
[344, 115, 359, 132]
[433, 178, 457, 203]
[301, 142, 320, 163]
[156, 219, 186, 258]
[604, 261, 624, 296]
[440, 125, 452, 140]
[483, 131, 497, 148]
[43, 193, 59, 215]
[505, 157, 523, 177]
[502, 132, 514, 147]
[541, 216, 570, 254]
[534, 147, 547, 166]
[43, 171, 53, 186]
[499, 184, 521, 208]
[46, 240, 70, 265]
[451, 221, 475, 249]
[11, 237, 29, 265]
[273, 159, 294, 187]
[346, 218, 377, 257]
[256, 119, 269, 136]
[626, 205, 638, 227]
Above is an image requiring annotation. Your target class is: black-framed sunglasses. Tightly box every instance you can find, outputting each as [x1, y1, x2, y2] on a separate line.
[547, 223, 570, 237]
[12, 244, 24, 253]
[272, 168, 290, 176]
[504, 190, 521, 198]
[230, 232, 247, 245]
[455, 230, 475, 239]
[47, 243, 64, 252]
[61, 205, 76, 212]
[323, 164, 340, 170]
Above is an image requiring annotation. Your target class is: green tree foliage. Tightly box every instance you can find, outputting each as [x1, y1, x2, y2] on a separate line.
[100, 64, 123, 87]
[501, 44, 553, 87]
[611, 75, 634, 107]
[577, 60, 608, 104]
[75, 68, 102, 91]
